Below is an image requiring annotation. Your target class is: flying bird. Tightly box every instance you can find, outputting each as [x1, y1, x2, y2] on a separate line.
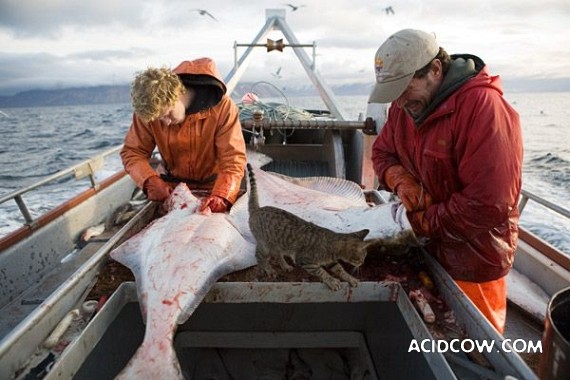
[271, 67, 282, 79]
[383, 6, 395, 15]
[191, 9, 218, 21]
[284, 4, 306, 12]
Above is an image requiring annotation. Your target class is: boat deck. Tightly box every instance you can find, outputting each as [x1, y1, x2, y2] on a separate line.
[0, 231, 113, 339]
[504, 302, 543, 373]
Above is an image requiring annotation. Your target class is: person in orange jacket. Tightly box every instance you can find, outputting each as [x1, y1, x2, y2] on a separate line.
[369, 29, 523, 333]
[121, 58, 247, 213]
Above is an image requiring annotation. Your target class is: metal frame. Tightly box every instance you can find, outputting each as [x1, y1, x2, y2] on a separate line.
[224, 9, 346, 120]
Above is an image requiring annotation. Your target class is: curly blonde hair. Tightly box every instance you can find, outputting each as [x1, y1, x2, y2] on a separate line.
[131, 66, 185, 122]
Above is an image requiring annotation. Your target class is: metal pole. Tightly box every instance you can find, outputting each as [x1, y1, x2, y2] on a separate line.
[312, 41, 316, 70]
[233, 41, 237, 69]
[14, 195, 34, 225]
[234, 43, 315, 48]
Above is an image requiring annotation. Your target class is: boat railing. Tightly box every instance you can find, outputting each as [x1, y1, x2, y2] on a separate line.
[518, 189, 570, 220]
[0, 145, 123, 227]
[518, 189, 570, 271]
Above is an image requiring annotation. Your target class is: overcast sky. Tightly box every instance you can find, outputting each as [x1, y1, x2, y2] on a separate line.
[0, 0, 569, 96]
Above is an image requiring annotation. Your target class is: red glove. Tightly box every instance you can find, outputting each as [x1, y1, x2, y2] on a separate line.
[384, 165, 433, 212]
[199, 195, 229, 213]
[408, 210, 430, 237]
[143, 176, 172, 202]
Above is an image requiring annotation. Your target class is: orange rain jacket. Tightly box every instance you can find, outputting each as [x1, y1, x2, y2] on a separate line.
[372, 55, 523, 283]
[120, 58, 247, 204]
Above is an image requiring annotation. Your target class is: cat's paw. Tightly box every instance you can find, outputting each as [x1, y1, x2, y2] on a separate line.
[324, 278, 341, 291]
[281, 263, 294, 272]
[348, 278, 360, 287]
[257, 266, 277, 279]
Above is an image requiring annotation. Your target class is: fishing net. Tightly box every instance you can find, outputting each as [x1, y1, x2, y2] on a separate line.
[237, 81, 315, 122]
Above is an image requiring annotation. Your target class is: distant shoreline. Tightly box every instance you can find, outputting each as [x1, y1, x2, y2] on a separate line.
[0, 83, 375, 108]
[1, 79, 569, 108]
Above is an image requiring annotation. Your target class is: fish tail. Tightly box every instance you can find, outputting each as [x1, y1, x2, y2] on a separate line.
[246, 163, 259, 211]
[115, 340, 183, 380]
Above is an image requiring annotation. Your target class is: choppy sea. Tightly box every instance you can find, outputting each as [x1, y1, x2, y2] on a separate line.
[0, 93, 569, 255]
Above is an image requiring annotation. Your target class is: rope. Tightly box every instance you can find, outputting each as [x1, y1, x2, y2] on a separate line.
[237, 81, 315, 140]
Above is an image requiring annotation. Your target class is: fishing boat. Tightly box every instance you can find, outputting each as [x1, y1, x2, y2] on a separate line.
[1, 9, 569, 380]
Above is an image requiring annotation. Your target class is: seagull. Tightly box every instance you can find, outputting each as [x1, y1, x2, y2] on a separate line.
[284, 4, 306, 12]
[191, 9, 218, 21]
[271, 67, 282, 79]
[383, 6, 395, 15]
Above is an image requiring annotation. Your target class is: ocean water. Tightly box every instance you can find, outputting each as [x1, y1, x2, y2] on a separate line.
[0, 93, 569, 254]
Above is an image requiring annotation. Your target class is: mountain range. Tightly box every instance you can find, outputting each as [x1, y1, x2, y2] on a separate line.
[0, 83, 374, 108]
[0, 77, 568, 108]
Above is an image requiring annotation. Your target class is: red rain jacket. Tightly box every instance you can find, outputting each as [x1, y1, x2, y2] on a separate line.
[121, 58, 246, 204]
[372, 64, 523, 282]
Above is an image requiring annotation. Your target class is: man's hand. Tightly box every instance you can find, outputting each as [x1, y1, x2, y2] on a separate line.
[143, 176, 172, 202]
[384, 165, 433, 212]
[199, 195, 229, 213]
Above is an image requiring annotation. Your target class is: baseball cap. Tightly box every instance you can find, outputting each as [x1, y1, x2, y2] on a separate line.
[368, 29, 439, 103]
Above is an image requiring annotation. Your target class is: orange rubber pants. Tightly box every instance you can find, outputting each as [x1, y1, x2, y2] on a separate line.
[455, 276, 507, 334]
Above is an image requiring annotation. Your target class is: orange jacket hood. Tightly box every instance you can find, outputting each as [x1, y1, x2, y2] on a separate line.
[121, 58, 246, 204]
[173, 58, 227, 94]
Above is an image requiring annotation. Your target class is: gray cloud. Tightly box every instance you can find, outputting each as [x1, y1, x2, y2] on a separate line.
[0, 50, 142, 95]
[0, 0, 280, 37]
[0, 0, 145, 37]
[68, 48, 152, 62]
[0, 0, 568, 96]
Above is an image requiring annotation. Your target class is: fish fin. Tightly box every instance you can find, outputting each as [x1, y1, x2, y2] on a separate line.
[110, 236, 144, 269]
[255, 170, 365, 213]
[166, 183, 200, 212]
[267, 172, 366, 203]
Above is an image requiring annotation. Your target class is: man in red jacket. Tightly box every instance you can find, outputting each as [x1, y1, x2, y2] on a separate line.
[121, 58, 247, 213]
[369, 29, 523, 333]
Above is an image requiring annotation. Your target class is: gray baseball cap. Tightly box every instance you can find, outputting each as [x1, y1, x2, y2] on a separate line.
[368, 29, 439, 103]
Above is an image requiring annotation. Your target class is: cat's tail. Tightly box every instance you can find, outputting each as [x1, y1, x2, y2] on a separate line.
[246, 163, 260, 211]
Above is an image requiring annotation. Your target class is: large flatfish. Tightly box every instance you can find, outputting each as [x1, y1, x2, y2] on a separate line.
[111, 184, 256, 379]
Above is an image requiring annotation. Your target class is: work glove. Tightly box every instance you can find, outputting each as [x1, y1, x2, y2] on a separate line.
[408, 210, 430, 237]
[143, 175, 172, 202]
[384, 165, 433, 212]
[199, 195, 229, 213]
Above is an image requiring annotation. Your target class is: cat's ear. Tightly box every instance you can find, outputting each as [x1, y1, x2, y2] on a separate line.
[352, 229, 370, 240]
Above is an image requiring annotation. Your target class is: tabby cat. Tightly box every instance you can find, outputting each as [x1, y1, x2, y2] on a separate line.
[247, 164, 372, 291]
